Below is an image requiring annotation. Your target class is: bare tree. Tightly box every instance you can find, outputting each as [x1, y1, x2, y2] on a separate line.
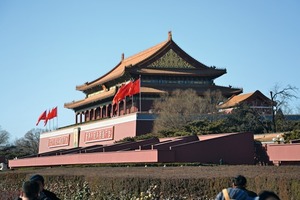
[152, 89, 223, 133]
[0, 126, 9, 145]
[203, 90, 225, 115]
[270, 84, 299, 132]
[14, 128, 43, 155]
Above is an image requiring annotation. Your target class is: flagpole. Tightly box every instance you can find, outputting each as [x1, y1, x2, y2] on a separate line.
[139, 75, 141, 112]
[56, 107, 58, 129]
[50, 109, 52, 131]
[131, 93, 134, 113]
[48, 112, 50, 131]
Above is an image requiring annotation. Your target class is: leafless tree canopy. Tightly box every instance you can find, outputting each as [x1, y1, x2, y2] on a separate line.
[0, 127, 9, 145]
[14, 128, 42, 155]
[152, 89, 224, 133]
[203, 90, 225, 114]
[271, 84, 299, 114]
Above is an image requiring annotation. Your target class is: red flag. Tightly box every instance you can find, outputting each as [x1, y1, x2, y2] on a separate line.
[44, 107, 58, 126]
[112, 84, 125, 105]
[50, 107, 58, 119]
[129, 78, 140, 96]
[112, 82, 133, 105]
[44, 109, 50, 126]
[120, 81, 133, 99]
[36, 110, 47, 126]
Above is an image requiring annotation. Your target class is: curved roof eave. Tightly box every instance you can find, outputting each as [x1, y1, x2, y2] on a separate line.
[130, 68, 226, 78]
[64, 87, 116, 109]
[217, 90, 273, 109]
[76, 61, 123, 91]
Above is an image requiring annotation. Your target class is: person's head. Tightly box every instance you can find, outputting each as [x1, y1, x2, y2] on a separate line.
[29, 174, 45, 192]
[232, 175, 247, 189]
[21, 181, 39, 200]
[259, 190, 280, 200]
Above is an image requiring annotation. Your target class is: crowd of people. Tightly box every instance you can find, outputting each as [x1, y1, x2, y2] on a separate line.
[215, 175, 280, 200]
[16, 174, 280, 200]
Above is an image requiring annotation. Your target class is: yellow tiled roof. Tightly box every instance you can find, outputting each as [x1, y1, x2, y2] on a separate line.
[64, 86, 166, 109]
[64, 87, 116, 109]
[218, 90, 271, 109]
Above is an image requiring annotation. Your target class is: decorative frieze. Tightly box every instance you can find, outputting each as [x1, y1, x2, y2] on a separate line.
[48, 134, 70, 148]
[148, 49, 195, 69]
[84, 126, 114, 143]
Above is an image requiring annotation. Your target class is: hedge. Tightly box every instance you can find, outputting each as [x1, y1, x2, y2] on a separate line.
[1, 165, 300, 200]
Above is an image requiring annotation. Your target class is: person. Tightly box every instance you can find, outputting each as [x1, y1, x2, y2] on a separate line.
[215, 175, 257, 200]
[232, 175, 257, 198]
[17, 181, 40, 200]
[258, 190, 281, 200]
[29, 174, 60, 200]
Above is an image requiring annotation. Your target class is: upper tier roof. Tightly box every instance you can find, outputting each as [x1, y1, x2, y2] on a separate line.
[76, 32, 226, 93]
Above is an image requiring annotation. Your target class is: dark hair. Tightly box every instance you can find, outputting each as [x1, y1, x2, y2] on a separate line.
[259, 190, 280, 200]
[22, 181, 39, 199]
[233, 175, 247, 188]
[30, 174, 45, 186]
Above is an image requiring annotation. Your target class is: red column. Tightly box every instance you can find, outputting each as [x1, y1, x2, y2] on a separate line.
[110, 104, 114, 117]
[86, 110, 89, 122]
[123, 99, 126, 115]
[105, 106, 108, 118]
[96, 107, 99, 119]
[100, 106, 103, 119]
[117, 102, 120, 116]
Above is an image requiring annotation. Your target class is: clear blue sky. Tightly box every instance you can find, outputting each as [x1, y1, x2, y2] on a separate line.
[1, 1, 300, 140]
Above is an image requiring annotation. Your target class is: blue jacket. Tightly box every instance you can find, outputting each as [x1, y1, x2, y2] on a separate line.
[215, 187, 252, 200]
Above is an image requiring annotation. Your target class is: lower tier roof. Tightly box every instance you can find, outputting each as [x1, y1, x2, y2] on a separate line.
[64, 85, 242, 110]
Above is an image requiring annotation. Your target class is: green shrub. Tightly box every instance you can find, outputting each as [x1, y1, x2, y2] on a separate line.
[283, 130, 300, 142]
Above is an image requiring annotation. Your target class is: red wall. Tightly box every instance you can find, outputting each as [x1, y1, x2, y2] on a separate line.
[9, 150, 160, 168]
[39, 114, 141, 153]
[171, 132, 254, 165]
[39, 113, 159, 154]
[266, 143, 300, 165]
[9, 132, 254, 168]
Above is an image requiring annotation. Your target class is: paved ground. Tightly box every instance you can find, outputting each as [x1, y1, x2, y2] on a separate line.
[254, 133, 284, 142]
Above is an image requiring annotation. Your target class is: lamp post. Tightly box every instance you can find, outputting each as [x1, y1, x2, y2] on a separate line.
[272, 134, 284, 144]
[270, 91, 276, 133]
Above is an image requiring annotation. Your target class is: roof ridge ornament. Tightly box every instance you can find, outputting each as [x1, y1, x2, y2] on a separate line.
[168, 31, 172, 41]
[121, 53, 125, 61]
